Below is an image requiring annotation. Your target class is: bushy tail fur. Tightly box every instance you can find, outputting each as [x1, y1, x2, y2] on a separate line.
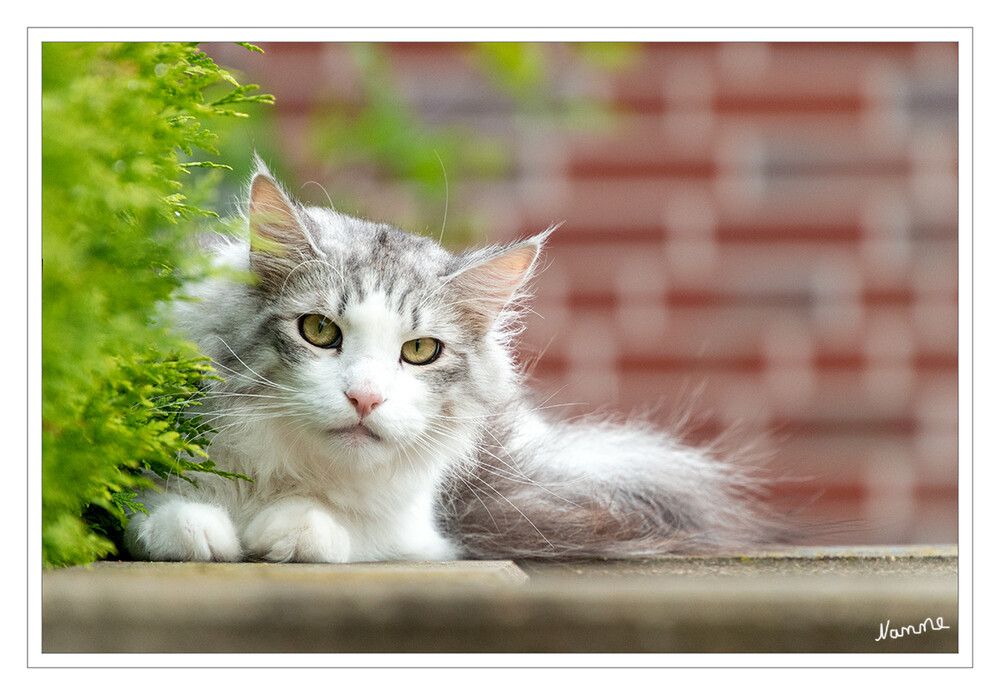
[438, 413, 788, 559]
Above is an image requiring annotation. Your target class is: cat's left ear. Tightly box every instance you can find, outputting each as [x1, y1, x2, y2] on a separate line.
[446, 228, 553, 333]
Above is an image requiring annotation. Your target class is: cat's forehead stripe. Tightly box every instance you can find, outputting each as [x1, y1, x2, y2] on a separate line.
[410, 303, 421, 334]
[336, 289, 349, 318]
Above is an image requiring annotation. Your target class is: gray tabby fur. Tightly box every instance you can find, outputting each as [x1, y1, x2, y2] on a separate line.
[123, 159, 781, 563]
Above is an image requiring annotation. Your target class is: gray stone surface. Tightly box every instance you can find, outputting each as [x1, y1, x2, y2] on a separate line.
[41, 546, 957, 653]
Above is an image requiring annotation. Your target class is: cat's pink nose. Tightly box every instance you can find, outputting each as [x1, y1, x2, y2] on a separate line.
[346, 390, 384, 419]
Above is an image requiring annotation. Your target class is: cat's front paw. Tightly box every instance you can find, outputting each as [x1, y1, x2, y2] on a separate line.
[125, 500, 241, 562]
[242, 498, 351, 563]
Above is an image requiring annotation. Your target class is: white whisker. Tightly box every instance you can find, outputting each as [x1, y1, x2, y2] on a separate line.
[212, 340, 297, 394]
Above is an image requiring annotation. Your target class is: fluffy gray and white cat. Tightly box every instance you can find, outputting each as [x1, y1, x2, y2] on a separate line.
[124, 161, 780, 563]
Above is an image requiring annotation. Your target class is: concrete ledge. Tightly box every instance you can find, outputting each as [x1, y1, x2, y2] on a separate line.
[42, 546, 957, 653]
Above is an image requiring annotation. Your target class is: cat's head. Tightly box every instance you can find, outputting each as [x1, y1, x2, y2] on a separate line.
[205, 161, 550, 474]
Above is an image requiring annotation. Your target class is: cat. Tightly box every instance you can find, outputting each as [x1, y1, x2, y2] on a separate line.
[123, 159, 782, 563]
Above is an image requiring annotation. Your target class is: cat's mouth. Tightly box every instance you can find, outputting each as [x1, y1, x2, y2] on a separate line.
[327, 423, 383, 444]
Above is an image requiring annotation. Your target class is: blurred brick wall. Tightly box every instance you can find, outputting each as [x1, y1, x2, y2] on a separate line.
[204, 42, 959, 545]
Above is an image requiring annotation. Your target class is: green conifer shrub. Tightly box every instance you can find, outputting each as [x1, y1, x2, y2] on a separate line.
[41, 42, 272, 567]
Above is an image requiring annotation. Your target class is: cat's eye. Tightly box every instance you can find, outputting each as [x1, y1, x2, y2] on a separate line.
[401, 337, 441, 365]
[299, 314, 343, 349]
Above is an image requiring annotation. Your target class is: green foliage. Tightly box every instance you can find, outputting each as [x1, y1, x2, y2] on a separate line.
[310, 42, 633, 246]
[312, 44, 507, 203]
[473, 43, 634, 136]
[42, 42, 271, 567]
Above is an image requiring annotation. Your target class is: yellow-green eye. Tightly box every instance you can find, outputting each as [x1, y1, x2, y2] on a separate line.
[401, 337, 441, 365]
[299, 314, 342, 349]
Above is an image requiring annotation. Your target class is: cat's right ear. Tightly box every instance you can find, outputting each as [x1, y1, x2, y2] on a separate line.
[249, 173, 308, 255]
[248, 172, 318, 289]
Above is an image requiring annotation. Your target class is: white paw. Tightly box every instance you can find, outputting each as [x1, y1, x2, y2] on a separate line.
[126, 500, 241, 562]
[242, 498, 350, 563]
[399, 530, 460, 561]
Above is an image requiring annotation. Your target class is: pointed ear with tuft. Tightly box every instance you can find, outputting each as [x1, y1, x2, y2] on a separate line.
[247, 172, 317, 289]
[249, 173, 308, 254]
[445, 230, 549, 334]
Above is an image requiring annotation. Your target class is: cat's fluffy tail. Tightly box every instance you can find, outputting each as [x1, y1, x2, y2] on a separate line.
[438, 414, 790, 559]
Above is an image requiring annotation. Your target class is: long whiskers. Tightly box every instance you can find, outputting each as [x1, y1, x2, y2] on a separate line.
[408, 424, 556, 550]
[214, 337, 296, 393]
[419, 414, 587, 530]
